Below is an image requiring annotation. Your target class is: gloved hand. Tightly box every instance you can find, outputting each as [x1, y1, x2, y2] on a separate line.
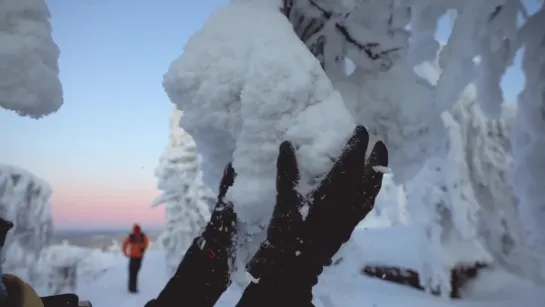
[244, 125, 388, 304]
[303, 125, 388, 266]
[147, 163, 238, 307]
[0, 218, 13, 246]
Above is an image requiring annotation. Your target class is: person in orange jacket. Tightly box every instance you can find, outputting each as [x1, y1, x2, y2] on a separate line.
[122, 224, 149, 293]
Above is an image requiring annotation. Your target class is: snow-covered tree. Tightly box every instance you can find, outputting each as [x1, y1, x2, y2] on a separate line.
[451, 93, 526, 273]
[366, 175, 408, 227]
[163, 0, 545, 287]
[153, 108, 214, 271]
[0, 164, 54, 286]
[0, 0, 63, 118]
[37, 243, 115, 295]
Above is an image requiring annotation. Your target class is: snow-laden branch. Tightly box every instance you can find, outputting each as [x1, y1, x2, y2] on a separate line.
[0, 0, 63, 118]
[511, 7, 545, 248]
[163, 0, 545, 286]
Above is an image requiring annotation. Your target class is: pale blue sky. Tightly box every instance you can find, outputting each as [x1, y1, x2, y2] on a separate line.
[0, 0, 532, 227]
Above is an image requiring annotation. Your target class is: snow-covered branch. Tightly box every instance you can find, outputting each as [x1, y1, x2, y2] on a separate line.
[0, 0, 63, 118]
[163, 0, 545, 287]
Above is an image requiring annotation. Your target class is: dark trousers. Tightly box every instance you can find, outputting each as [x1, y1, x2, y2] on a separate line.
[128, 257, 142, 292]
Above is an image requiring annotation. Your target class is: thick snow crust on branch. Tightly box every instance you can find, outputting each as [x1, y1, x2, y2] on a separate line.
[164, 3, 355, 240]
[0, 0, 63, 118]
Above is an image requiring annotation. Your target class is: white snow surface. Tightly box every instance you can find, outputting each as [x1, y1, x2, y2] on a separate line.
[72, 227, 544, 307]
[164, 3, 356, 242]
[0, 0, 63, 118]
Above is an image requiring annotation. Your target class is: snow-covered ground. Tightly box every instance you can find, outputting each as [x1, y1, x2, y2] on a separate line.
[75, 227, 545, 307]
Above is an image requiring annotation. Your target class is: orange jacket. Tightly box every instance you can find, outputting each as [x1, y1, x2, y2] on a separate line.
[122, 225, 149, 258]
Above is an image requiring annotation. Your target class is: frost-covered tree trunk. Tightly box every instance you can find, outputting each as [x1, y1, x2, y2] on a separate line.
[0, 0, 63, 118]
[0, 164, 54, 287]
[511, 6, 545, 248]
[449, 89, 527, 273]
[153, 108, 213, 271]
[405, 110, 489, 297]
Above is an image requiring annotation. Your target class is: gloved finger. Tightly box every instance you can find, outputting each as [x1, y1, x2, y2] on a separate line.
[1, 218, 13, 245]
[220, 201, 238, 230]
[269, 141, 303, 242]
[0, 218, 13, 231]
[351, 140, 389, 223]
[276, 141, 299, 194]
[302, 126, 369, 259]
[218, 163, 236, 200]
[210, 201, 237, 234]
[311, 125, 369, 203]
[362, 140, 388, 198]
[368, 140, 388, 169]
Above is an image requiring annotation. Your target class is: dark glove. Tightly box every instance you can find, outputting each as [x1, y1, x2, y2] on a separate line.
[0, 218, 13, 246]
[303, 125, 388, 266]
[241, 125, 388, 306]
[201, 163, 238, 261]
[239, 141, 313, 307]
[246, 141, 307, 282]
[150, 163, 238, 307]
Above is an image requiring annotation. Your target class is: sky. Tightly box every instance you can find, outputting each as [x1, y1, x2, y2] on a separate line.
[0, 0, 227, 230]
[0, 0, 535, 230]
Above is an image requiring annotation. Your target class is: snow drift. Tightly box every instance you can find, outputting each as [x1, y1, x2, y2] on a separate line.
[0, 164, 54, 284]
[0, 0, 63, 118]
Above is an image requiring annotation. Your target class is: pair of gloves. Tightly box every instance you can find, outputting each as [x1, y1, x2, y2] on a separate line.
[185, 125, 389, 306]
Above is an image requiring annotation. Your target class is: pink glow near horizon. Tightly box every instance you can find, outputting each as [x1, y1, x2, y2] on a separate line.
[50, 185, 165, 228]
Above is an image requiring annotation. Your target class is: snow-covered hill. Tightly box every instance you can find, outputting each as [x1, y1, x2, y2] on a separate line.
[74, 227, 544, 307]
